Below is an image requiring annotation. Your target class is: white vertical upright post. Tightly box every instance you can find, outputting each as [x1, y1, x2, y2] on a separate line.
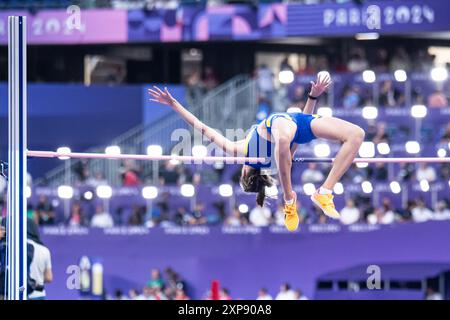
[6, 16, 27, 300]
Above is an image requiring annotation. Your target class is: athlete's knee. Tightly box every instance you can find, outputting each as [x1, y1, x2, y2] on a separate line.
[346, 125, 365, 145]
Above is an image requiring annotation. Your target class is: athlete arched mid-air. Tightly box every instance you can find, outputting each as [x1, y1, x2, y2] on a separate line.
[149, 73, 365, 232]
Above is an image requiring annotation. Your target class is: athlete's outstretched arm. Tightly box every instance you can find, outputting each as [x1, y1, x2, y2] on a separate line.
[303, 73, 332, 114]
[148, 86, 244, 156]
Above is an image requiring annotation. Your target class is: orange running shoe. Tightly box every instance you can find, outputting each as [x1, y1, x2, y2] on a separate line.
[310, 191, 340, 219]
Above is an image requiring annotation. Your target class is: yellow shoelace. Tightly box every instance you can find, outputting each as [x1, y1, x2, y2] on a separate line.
[284, 204, 296, 216]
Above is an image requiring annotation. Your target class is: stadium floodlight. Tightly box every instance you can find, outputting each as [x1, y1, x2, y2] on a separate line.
[218, 184, 233, 197]
[420, 180, 430, 192]
[192, 145, 208, 158]
[105, 145, 121, 156]
[56, 146, 71, 160]
[180, 184, 195, 197]
[147, 145, 163, 156]
[25, 186, 32, 198]
[278, 70, 294, 84]
[394, 69, 408, 82]
[286, 107, 302, 113]
[405, 141, 420, 154]
[83, 191, 93, 200]
[333, 182, 344, 195]
[362, 70, 376, 83]
[96, 185, 112, 199]
[430, 67, 448, 82]
[317, 107, 333, 117]
[57, 185, 73, 199]
[389, 181, 402, 194]
[437, 148, 447, 158]
[355, 33, 379, 41]
[359, 142, 375, 158]
[377, 142, 390, 155]
[356, 162, 368, 168]
[265, 185, 278, 198]
[314, 143, 331, 157]
[238, 204, 249, 214]
[142, 186, 158, 200]
[361, 181, 373, 194]
[411, 104, 427, 118]
[303, 183, 316, 196]
[362, 106, 378, 119]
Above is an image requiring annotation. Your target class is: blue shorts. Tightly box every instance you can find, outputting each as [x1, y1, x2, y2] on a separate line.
[266, 112, 319, 145]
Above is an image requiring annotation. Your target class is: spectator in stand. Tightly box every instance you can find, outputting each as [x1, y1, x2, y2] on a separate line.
[342, 85, 361, 109]
[160, 161, 180, 185]
[433, 201, 450, 221]
[90, 204, 114, 228]
[411, 199, 434, 223]
[128, 288, 143, 300]
[339, 199, 360, 225]
[373, 48, 389, 73]
[294, 288, 309, 300]
[191, 202, 207, 225]
[186, 71, 205, 103]
[147, 268, 164, 289]
[174, 288, 190, 300]
[249, 205, 272, 227]
[121, 160, 141, 186]
[347, 49, 369, 73]
[203, 66, 218, 92]
[389, 47, 411, 72]
[257, 288, 273, 300]
[301, 162, 325, 184]
[368, 163, 388, 181]
[113, 289, 127, 300]
[174, 207, 195, 226]
[226, 207, 248, 226]
[128, 205, 145, 226]
[397, 163, 415, 182]
[379, 80, 401, 107]
[86, 172, 108, 188]
[425, 287, 443, 300]
[68, 203, 87, 227]
[35, 195, 55, 225]
[256, 64, 274, 100]
[275, 283, 296, 300]
[428, 89, 448, 108]
[220, 288, 232, 300]
[164, 267, 186, 299]
[370, 122, 389, 144]
[416, 163, 437, 182]
[367, 207, 395, 225]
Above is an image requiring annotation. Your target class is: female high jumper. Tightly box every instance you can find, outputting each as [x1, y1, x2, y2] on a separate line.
[149, 72, 365, 232]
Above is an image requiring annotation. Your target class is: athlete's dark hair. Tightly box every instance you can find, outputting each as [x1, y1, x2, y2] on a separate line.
[240, 166, 274, 206]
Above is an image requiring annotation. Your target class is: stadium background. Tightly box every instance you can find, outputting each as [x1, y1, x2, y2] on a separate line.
[0, 0, 450, 300]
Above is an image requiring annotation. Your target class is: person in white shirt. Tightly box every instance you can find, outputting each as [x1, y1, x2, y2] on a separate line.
[91, 204, 114, 228]
[367, 208, 395, 225]
[416, 163, 437, 182]
[275, 283, 296, 300]
[249, 205, 272, 227]
[340, 199, 360, 225]
[301, 163, 324, 184]
[294, 288, 309, 300]
[257, 288, 273, 300]
[432, 201, 450, 221]
[411, 199, 434, 223]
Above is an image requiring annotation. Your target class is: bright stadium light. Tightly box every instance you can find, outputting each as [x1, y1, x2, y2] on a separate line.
[437, 148, 447, 158]
[286, 107, 302, 113]
[394, 69, 408, 82]
[314, 143, 331, 157]
[56, 146, 71, 160]
[355, 32, 379, 41]
[83, 191, 93, 200]
[359, 142, 375, 158]
[278, 70, 294, 84]
[430, 67, 448, 82]
[105, 145, 121, 156]
[147, 145, 163, 156]
[356, 162, 369, 168]
[96, 185, 112, 199]
[57, 185, 73, 199]
[25, 186, 32, 198]
[238, 204, 249, 214]
[317, 107, 333, 117]
[303, 183, 316, 196]
[411, 104, 427, 118]
[389, 181, 402, 194]
[333, 182, 344, 195]
[405, 141, 420, 154]
[362, 106, 378, 119]
[362, 70, 376, 83]
[180, 184, 195, 197]
[219, 184, 233, 197]
[377, 142, 390, 155]
[420, 180, 430, 192]
[361, 181, 373, 194]
[142, 186, 158, 199]
[192, 145, 208, 157]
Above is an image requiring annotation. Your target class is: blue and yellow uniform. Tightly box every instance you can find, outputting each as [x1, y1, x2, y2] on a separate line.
[244, 112, 320, 174]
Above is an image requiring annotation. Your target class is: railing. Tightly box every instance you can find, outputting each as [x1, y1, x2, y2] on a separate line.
[35, 75, 257, 187]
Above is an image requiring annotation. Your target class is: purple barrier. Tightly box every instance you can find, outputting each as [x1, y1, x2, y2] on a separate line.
[0, 9, 128, 44]
[40, 221, 450, 300]
[128, 4, 286, 43]
[287, 0, 450, 37]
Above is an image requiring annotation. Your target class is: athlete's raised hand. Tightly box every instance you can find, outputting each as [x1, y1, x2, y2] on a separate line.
[309, 71, 332, 98]
[148, 86, 177, 107]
